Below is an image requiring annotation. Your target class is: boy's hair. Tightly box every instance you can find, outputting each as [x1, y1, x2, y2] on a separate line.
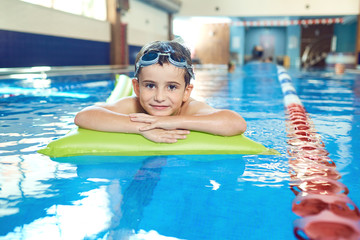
[135, 40, 193, 86]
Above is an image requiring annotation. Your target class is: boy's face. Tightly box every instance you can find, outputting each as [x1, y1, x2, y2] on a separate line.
[133, 63, 193, 116]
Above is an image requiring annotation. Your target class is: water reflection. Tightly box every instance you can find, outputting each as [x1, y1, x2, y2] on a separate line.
[240, 155, 289, 187]
[0, 153, 251, 239]
[76, 155, 247, 239]
[104, 157, 167, 239]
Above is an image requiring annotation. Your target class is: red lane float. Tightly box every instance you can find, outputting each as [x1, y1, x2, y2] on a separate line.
[277, 66, 360, 240]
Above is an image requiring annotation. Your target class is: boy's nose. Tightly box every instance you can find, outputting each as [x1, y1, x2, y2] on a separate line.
[154, 89, 165, 102]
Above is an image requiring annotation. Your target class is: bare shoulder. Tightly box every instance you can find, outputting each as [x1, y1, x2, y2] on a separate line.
[182, 98, 217, 115]
[97, 96, 143, 114]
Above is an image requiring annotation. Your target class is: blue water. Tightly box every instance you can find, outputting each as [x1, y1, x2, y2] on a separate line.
[0, 64, 359, 239]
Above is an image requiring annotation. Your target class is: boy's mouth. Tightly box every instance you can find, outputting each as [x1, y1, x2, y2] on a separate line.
[150, 104, 169, 110]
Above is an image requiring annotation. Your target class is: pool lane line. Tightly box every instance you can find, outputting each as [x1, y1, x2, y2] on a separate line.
[276, 66, 360, 240]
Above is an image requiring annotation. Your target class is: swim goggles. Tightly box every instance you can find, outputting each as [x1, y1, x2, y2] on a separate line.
[134, 51, 195, 80]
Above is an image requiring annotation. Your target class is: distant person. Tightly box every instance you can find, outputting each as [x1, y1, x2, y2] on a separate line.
[264, 56, 273, 63]
[228, 61, 236, 73]
[251, 45, 264, 62]
[335, 63, 345, 75]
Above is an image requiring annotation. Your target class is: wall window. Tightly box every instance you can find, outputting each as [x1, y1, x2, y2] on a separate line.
[21, 0, 107, 21]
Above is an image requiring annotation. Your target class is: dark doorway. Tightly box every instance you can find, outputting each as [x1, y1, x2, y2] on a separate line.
[300, 24, 334, 68]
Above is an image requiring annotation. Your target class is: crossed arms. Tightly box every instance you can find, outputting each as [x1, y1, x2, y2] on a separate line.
[74, 98, 246, 143]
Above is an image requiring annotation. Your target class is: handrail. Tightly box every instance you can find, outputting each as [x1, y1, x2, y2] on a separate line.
[301, 35, 334, 69]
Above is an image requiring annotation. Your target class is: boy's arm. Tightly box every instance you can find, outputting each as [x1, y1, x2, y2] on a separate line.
[74, 104, 142, 133]
[184, 109, 246, 135]
[74, 97, 144, 133]
[74, 98, 189, 143]
[130, 101, 247, 136]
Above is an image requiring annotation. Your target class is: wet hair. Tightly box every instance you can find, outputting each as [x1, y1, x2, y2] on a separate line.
[135, 40, 193, 86]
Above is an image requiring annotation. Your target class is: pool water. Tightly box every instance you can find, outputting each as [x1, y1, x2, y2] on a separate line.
[0, 64, 359, 239]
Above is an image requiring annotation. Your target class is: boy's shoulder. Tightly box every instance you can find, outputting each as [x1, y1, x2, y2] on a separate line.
[109, 96, 143, 114]
[182, 98, 216, 115]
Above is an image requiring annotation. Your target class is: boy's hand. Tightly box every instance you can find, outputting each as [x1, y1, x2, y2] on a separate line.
[129, 113, 190, 143]
[140, 128, 189, 143]
[129, 113, 179, 131]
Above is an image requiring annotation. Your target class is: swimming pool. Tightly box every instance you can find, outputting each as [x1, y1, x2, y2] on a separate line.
[0, 64, 359, 239]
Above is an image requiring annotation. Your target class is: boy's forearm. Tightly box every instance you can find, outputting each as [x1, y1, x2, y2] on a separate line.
[74, 106, 144, 134]
[170, 110, 246, 136]
[74, 107, 246, 136]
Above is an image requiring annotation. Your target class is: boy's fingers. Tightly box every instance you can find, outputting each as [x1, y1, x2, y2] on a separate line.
[161, 138, 178, 143]
[160, 135, 185, 143]
[172, 129, 190, 135]
[172, 134, 187, 139]
[166, 131, 189, 140]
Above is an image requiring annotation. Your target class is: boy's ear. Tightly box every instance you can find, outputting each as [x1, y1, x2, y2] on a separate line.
[132, 78, 140, 97]
[183, 84, 193, 102]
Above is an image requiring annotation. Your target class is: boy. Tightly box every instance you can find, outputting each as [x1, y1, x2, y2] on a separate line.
[75, 40, 246, 143]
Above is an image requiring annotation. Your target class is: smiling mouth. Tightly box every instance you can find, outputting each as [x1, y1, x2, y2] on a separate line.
[150, 104, 169, 110]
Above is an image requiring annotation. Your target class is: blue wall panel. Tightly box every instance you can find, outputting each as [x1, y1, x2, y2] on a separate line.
[229, 24, 245, 65]
[286, 24, 301, 68]
[0, 29, 110, 68]
[128, 44, 142, 65]
[245, 27, 286, 59]
[334, 22, 357, 53]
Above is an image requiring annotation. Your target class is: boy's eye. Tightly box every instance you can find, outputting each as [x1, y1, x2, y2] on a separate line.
[168, 85, 177, 91]
[145, 83, 156, 89]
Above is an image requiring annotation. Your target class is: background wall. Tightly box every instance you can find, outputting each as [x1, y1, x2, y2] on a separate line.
[0, 29, 110, 67]
[0, 0, 111, 67]
[195, 23, 230, 64]
[229, 24, 245, 65]
[245, 27, 287, 61]
[0, 0, 358, 68]
[176, 16, 357, 68]
[122, 0, 170, 64]
[334, 21, 357, 52]
[178, 0, 360, 17]
[286, 24, 301, 68]
[122, 0, 169, 46]
[177, 0, 359, 69]
[0, 0, 170, 67]
[0, 0, 110, 42]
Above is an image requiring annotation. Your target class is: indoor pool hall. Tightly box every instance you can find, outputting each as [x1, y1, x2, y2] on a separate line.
[1, 0, 360, 239]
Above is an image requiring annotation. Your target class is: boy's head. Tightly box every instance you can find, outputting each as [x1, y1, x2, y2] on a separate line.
[134, 40, 194, 86]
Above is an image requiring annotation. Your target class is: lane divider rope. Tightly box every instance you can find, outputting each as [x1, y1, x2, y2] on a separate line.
[277, 66, 360, 240]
